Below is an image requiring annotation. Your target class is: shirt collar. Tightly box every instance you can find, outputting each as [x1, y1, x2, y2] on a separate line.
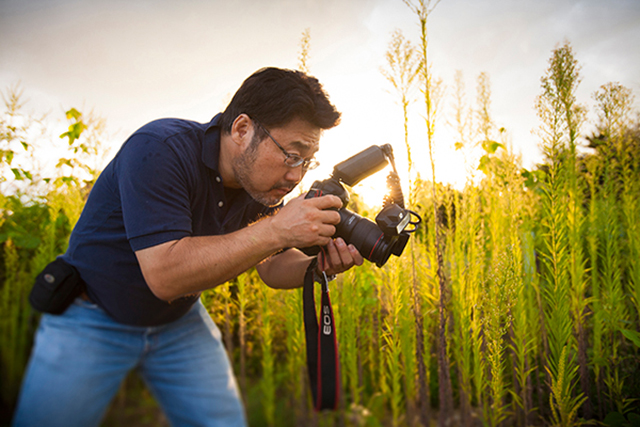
[202, 113, 223, 172]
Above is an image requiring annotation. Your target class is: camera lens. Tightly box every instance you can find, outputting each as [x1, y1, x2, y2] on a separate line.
[335, 209, 395, 267]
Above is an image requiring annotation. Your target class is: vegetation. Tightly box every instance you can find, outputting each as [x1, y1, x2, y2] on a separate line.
[0, 89, 105, 422]
[1, 26, 640, 427]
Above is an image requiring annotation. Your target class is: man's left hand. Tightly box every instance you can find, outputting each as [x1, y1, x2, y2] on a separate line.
[317, 237, 364, 277]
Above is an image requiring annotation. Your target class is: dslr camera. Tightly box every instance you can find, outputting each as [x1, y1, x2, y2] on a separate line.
[302, 144, 421, 267]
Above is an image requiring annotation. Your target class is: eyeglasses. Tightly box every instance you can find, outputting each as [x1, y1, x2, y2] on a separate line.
[253, 120, 320, 171]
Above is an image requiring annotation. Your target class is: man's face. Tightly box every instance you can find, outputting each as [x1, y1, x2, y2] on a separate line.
[232, 118, 321, 206]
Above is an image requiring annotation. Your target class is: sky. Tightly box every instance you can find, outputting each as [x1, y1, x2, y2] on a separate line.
[1, 0, 639, 203]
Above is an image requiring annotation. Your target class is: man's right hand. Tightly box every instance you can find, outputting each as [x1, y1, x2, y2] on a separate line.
[268, 194, 342, 249]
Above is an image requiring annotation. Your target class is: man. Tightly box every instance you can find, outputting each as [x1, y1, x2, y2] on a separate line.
[13, 67, 363, 427]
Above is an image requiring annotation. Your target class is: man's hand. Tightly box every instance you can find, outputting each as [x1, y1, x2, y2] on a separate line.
[317, 237, 364, 277]
[268, 194, 364, 276]
[256, 195, 364, 289]
[268, 194, 343, 249]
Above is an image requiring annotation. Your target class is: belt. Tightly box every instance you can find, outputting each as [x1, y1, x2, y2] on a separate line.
[80, 290, 93, 303]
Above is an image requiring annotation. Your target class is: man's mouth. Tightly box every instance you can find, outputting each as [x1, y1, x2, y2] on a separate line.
[275, 187, 293, 196]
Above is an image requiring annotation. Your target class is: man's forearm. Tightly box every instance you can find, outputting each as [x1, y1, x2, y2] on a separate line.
[257, 237, 364, 289]
[136, 218, 282, 301]
[256, 249, 315, 289]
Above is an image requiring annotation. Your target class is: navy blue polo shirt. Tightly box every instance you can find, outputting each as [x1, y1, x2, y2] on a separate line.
[62, 114, 277, 326]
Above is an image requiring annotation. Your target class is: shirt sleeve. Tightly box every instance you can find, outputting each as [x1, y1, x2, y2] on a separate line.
[115, 133, 194, 251]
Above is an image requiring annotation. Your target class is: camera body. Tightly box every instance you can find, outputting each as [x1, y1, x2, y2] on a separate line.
[301, 144, 419, 267]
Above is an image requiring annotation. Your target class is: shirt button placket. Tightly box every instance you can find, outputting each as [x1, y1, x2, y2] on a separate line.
[215, 175, 224, 209]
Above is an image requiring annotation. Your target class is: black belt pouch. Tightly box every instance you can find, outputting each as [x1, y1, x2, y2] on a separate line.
[29, 258, 85, 314]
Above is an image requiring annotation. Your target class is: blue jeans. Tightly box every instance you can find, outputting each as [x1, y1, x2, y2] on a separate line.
[12, 298, 246, 427]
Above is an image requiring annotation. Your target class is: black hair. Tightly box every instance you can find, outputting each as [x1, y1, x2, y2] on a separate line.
[219, 67, 341, 134]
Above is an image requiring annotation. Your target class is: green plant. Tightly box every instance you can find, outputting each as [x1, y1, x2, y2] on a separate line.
[535, 42, 587, 426]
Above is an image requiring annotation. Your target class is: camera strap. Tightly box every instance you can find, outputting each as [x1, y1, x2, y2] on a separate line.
[303, 259, 340, 411]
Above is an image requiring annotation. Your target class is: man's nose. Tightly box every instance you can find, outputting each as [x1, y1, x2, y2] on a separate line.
[284, 165, 304, 183]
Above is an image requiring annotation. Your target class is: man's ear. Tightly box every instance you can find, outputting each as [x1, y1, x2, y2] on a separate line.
[230, 114, 254, 148]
